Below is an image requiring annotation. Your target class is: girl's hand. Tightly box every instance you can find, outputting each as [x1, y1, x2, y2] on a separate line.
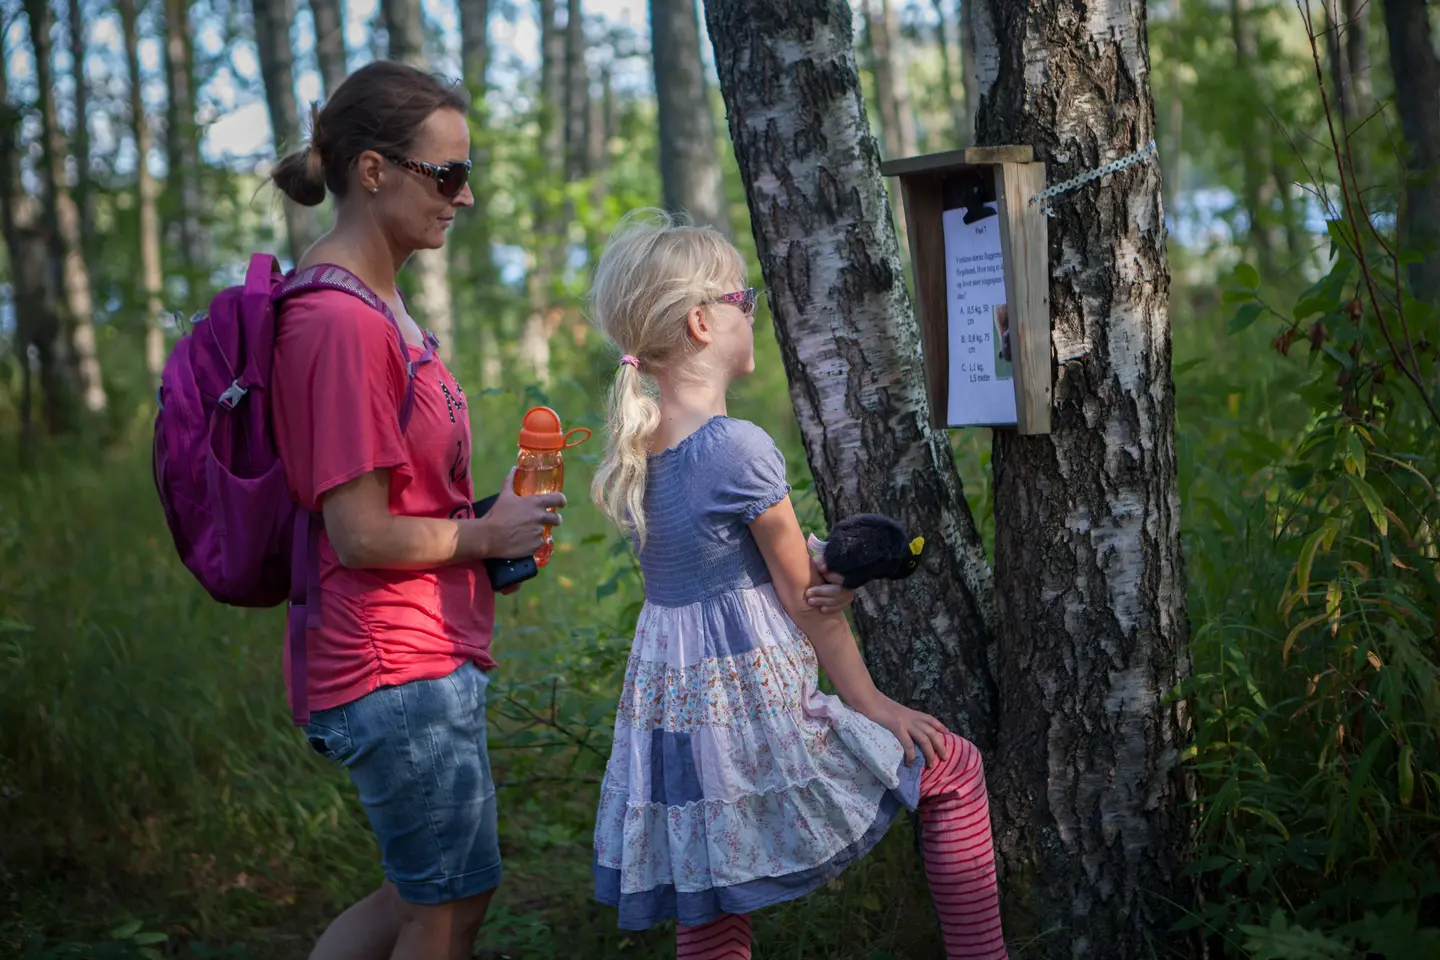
[865, 697, 951, 767]
[805, 559, 854, 614]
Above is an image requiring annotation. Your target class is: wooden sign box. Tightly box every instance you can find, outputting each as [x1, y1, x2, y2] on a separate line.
[880, 146, 1052, 435]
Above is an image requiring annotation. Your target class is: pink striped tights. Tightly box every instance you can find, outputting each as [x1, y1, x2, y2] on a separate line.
[675, 732, 1006, 959]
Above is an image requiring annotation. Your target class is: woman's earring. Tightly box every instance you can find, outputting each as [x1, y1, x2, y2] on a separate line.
[370, 186, 378, 195]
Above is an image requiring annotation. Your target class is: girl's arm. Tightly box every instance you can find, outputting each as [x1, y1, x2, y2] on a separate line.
[750, 496, 949, 766]
[323, 466, 565, 570]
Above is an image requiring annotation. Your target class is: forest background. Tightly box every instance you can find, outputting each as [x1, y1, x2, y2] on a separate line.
[0, 0, 1437, 957]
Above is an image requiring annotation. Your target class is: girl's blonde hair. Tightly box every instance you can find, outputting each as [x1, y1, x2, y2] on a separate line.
[589, 208, 747, 544]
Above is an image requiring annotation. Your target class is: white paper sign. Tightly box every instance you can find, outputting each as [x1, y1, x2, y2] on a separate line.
[943, 205, 1016, 427]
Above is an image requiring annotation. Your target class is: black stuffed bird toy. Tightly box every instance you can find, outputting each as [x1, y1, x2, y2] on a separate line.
[806, 514, 926, 590]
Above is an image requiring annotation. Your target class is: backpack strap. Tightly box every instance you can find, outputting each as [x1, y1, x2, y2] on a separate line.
[273, 263, 438, 727]
[275, 263, 436, 432]
[286, 509, 322, 726]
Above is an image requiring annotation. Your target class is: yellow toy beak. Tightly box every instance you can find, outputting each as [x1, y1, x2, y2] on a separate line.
[909, 537, 925, 556]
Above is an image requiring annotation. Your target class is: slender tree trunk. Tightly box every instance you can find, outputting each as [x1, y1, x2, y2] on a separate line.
[311, 0, 349, 96]
[1383, 0, 1440, 304]
[864, 0, 917, 162]
[863, 0, 917, 243]
[383, 0, 424, 60]
[960, 0, 990, 139]
[382, 0, 457, 353]
[122, 0, 167, 381]
[1233, 0, 1277, 275]
[650, 0, 729, 230]
[253, 0, 323, 263]
[0, 39, 70, 442]
[973, 0, 1193, 950]
[165, 0, 207, 283]
[67, 0, 93, 249]
[932, 0, 968, 144]
[459, 0, 500, 387]
[24, 0, 106, 414]
[564, 0, 588, 180]
[704, 0, 999, 746]
[1160, 0, 1183, 218]
[522, 0, 567, 388]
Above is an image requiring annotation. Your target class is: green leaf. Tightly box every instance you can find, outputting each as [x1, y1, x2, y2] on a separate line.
[1233, 262, 1261, 290]
[1292, 294, 1336, 321]
[1222, 288, 1257, 304]
[1346, 474, 1389, 536]
[132, 933, 168, 946]
[1229, 303, 1265, 334]
[1398, 745, 1415, 805]
[110, 920, 143, 941]
[1320, 343, 1354, 370]
[1296, 522, 1334, 600]
[1343, 431, 1366, 478]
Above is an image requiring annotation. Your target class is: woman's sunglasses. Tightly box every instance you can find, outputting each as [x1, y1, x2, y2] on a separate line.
[714, 287, 756, 315]
[388, 155, 472, 199]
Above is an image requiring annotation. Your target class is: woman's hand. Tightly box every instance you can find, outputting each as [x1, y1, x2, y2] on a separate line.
[864, 697, 951, 767]
[805, 559, 855, 615]
[476, 468, 566, 559]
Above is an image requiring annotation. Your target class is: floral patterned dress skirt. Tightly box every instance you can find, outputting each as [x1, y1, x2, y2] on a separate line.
[592, 582, 923, 931]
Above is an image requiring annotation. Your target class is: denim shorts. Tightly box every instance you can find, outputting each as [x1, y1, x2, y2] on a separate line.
[304, 661, 502, 904]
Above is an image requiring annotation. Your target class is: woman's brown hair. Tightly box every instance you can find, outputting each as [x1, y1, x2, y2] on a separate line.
[271, 60, 469, 207]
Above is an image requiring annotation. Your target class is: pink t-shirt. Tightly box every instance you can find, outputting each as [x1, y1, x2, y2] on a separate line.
[271, 287, 495, 716]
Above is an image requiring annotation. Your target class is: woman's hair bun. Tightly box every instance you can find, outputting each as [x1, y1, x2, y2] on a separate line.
[271, 146, 327, 207]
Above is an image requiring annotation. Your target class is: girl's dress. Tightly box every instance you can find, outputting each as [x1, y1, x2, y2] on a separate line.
[593, 416, 923, 931]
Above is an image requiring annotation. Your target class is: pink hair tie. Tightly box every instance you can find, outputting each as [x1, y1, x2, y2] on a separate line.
[619, 355, 640, 369]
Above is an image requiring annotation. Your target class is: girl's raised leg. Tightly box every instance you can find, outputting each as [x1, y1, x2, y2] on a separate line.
[918, 733, 1007, 959]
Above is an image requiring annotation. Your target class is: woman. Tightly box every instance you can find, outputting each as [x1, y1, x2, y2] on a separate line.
[269, 61, 562, 960]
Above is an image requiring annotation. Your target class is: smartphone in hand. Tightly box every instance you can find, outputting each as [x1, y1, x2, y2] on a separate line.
[473, 494, 540, 591]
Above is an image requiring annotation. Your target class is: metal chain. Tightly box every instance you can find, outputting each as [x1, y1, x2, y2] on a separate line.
[1029, 140, 1158, 216]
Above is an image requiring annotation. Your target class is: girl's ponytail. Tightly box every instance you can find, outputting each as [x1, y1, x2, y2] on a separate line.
[592, 361, 661, 543]
[588, 208, 746, 545]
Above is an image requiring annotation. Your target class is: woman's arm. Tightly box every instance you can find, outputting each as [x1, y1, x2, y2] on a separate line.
[750, 496, 948, 765]
[322, 466, 565, 571]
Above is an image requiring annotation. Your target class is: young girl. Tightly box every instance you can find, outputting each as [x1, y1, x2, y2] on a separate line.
[587, 210, 1007, 959]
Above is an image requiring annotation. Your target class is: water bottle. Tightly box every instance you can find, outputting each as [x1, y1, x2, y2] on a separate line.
[513, 406, 590, 567]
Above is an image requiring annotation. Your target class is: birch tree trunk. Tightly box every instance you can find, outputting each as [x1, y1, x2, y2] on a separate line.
[383, 0, 457, 355]
[165, 0, 207, 281]
[650, 0, 729, 230]
[24, 0, 106, 414]
[253, 0, 323, 263]
[122, 0, 167, 382]
[1382, 0, 1440, 304]
[703, 0, 999, 746]
[311, 0, 349, 96]
[67, 0, 93, 249]
[972, 0, 1193, 950]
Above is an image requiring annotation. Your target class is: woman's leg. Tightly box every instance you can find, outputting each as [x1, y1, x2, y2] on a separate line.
[390, 888, 496, 960]
[918, 733, 1007, 959]
[309, 881, 403, 960]
[676, 912, 751, 960]
[305, 664, 503, 960]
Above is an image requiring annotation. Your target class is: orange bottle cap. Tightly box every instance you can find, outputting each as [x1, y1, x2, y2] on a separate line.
[518, 406, 591, 451]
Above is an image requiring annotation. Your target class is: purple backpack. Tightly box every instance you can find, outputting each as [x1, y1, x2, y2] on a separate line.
[152, 253, 435, 726]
